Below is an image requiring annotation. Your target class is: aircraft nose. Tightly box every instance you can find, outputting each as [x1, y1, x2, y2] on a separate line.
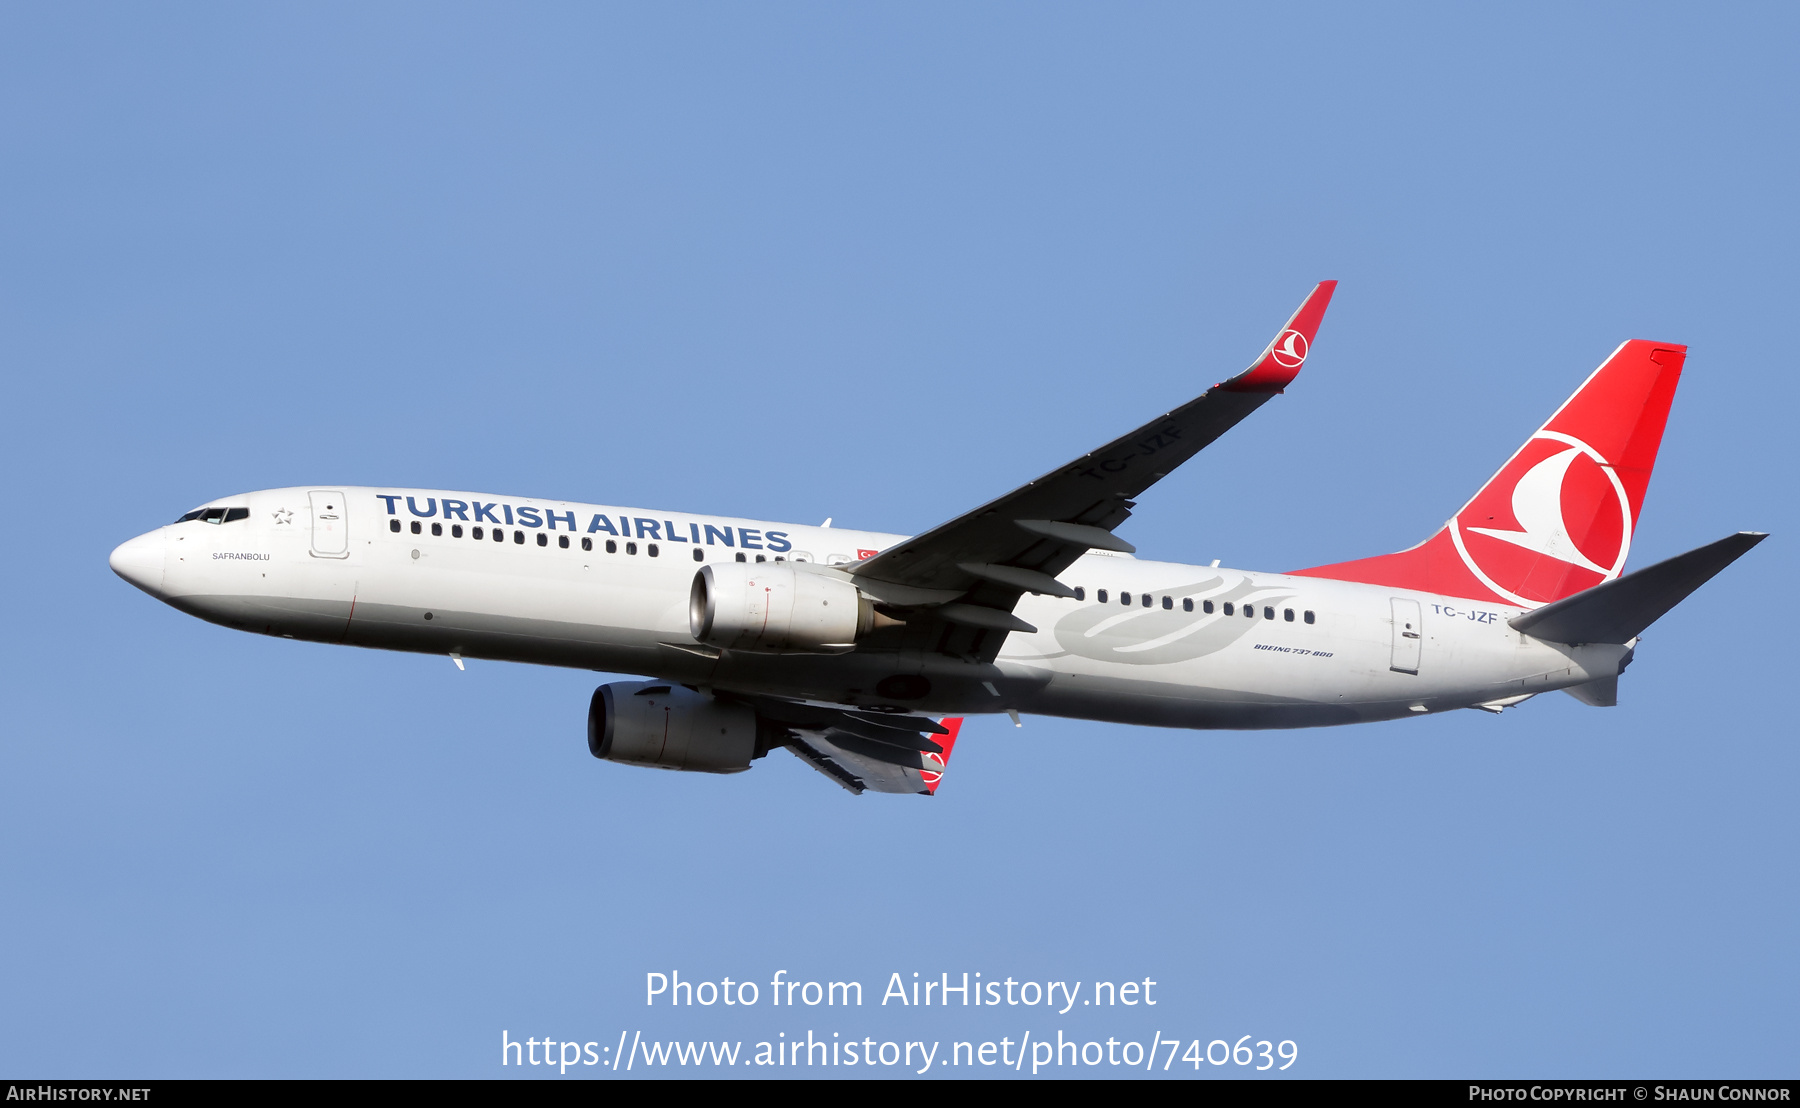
[110, 529, 167, 596]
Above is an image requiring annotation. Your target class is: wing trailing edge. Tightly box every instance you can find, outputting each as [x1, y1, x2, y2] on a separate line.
[846, 281, 1337, 664]
[786, 717, 965, 796]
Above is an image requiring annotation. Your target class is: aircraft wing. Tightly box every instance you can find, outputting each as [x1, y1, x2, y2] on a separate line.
[786, 723, 959, 796]
[850, 281, 1337, 662]
[728, 693, 963, 795]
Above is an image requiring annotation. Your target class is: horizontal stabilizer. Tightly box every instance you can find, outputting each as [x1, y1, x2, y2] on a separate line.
[1563, 676, 1619, 707]
[1511, 531, 1766, 644]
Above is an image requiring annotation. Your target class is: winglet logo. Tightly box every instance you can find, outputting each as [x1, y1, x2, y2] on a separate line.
[919, 751, 945, 789]
[1449, 430, 1634, 607]
[1270, 329, 1309, 369]
[920, 717, 962, 794]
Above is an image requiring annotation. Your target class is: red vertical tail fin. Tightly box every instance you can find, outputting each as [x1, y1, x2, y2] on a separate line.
[1293, 340, 1686, 607]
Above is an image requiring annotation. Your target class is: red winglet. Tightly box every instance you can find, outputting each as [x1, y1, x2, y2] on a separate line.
[1219, 280, 1338, 393]
[919, 717, 963, 795]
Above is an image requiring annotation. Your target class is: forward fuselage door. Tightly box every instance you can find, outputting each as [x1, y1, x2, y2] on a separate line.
[1390, 597, 1422, 674]
[309, 490, 350, 558]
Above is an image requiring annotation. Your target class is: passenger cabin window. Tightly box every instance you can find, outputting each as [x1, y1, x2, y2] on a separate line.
[1142, 594, 1152, 608]
[1163, 596, 1173, 610]
[389, 519, 401, 533]
[1245, 605, 1255, 619]
[472, 526, 484, 539]
[536, 532, 547, 547]
[1284, 608, 1295, 622]
[1264, 606, 1274, 619]
[431, 523, 442, 537]
[1182, 598, 1193, 612]
[1096, 589, 1108, 603]
[558, 535, 569, 549]
[1202, 600, 1213, 614]
[1120, 592, 1131, 606]
[735, 552, 747, 562]
[410, 521, 422, 534]
[1222, 602, 1233, 616]
[691, 547, 703, 562]
[626, 542, 638, 555]
[492, 528, 503, 542]
[1304, 610, 1315, 624]
[513, 530, 524, 544]
[452, 525, 463, 538]
[605, 540, 617, 553]
[649, 544, 660, 557]
[582, 537, 592, 551]
[754, 554, 765, 563]
[1073, 587, 1086, 601]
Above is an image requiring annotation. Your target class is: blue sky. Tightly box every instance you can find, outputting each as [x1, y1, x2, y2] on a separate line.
[1, 3, 1795, 1078]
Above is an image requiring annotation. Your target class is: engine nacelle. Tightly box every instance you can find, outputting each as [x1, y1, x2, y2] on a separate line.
[587, 681, 757, 773]
[689, 562, 871, 653]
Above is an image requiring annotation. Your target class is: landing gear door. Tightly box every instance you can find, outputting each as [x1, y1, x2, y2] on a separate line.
[309, 490, 350, 558]
[1390, 597, 1422, 675]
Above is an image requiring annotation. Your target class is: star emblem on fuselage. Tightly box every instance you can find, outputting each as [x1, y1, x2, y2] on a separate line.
[272, 508, 294, 525]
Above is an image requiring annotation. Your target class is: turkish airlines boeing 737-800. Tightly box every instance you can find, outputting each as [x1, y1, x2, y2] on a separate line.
[109, 283, 1763, 795]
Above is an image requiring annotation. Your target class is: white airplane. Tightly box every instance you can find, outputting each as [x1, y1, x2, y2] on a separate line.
[110, 283, 1763, 795]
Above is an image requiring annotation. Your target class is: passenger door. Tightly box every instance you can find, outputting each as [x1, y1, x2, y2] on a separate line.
[1390, 597, 1422, 675]
[309, 490, 350, 558]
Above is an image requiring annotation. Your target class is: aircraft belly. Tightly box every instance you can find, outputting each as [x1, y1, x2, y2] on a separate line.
[340, 552, 705, 674]
[1017, 672, 1364, 729]
[178, 589, 713, 677]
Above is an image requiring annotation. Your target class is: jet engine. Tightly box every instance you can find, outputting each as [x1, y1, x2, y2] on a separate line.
[689, 562, 874, 653]
[588, 681, 758, 773]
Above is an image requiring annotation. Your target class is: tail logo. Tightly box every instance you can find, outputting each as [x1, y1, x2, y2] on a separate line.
[1270, 329, 1309, 369]
[1448, 430, 1634, 607]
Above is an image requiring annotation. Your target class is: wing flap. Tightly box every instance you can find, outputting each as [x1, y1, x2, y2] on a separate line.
[784, 718, 965, 796]
[786, 737, 868, 794]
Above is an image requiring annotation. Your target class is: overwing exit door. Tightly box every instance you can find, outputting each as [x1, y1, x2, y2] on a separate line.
[309, 490, 349, 558]
[1390, 597, 1422, 674]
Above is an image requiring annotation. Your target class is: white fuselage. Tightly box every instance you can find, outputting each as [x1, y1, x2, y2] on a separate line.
[110, 486, 1628, 728]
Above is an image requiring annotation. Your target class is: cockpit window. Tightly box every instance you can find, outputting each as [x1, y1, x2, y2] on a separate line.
[176, 506, 248, 524]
